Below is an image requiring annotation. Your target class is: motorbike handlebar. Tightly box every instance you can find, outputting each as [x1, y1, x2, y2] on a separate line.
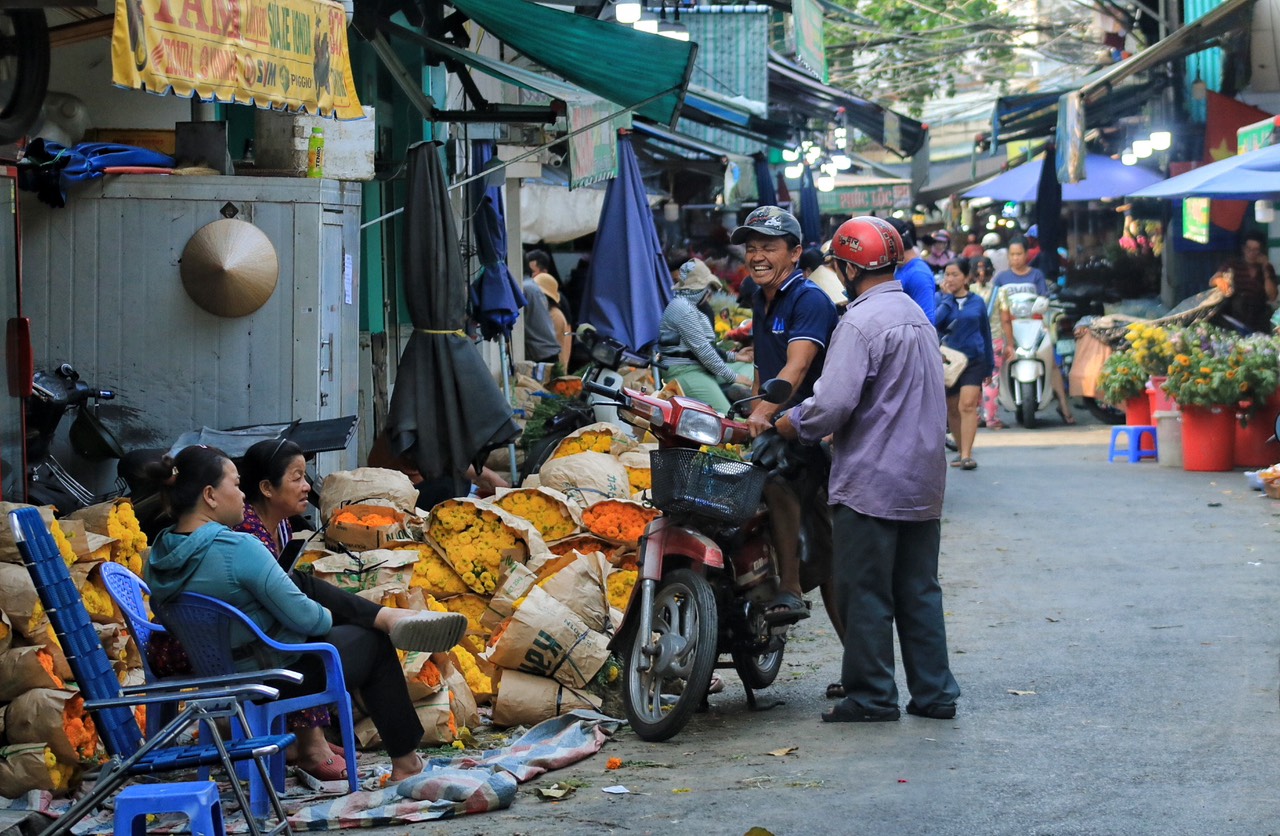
[585, 380, 622, 399]
[96, 390, 116, 401]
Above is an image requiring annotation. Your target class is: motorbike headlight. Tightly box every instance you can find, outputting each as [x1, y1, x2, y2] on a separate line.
[674, 409, 724, 446]
[1009, 298, 1035, 319]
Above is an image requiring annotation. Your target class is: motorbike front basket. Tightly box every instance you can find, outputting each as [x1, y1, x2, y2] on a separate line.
[69, 407, 125, 461]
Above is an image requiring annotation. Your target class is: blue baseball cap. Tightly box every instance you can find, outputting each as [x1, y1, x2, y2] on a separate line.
[731, 206, 803, 244]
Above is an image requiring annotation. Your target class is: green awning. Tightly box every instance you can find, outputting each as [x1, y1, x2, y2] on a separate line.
[448, 0, 697, 129]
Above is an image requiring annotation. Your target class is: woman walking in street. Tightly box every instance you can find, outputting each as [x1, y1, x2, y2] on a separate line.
[936, 258, 994, 470]
[971, 256, 1004, 429]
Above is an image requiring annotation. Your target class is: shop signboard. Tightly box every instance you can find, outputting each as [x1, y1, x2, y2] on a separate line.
[791, 0, 827, 83]
[1237, 116, 1280, 153]
[111, 0, 363, 119]
[1183, 197, 1211, 244]
[567, 100, 623, 189]
[817, 182, 911, 215]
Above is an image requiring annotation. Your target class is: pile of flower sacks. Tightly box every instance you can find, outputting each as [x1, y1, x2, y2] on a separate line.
[0, 500, 147, 797]
[310, 425, 661, 751]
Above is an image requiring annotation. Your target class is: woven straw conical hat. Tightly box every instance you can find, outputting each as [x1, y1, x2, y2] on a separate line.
[180, 219, 279, 317]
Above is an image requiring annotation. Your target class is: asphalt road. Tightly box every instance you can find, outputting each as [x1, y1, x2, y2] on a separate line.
[408, 416, 1280, 836]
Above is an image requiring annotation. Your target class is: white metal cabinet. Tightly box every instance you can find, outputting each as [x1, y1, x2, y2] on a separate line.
[19, 175, 362, 483]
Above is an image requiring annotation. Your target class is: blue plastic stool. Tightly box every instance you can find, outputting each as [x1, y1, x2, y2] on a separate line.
[114, 781, 225, 836]
[1109, 425, 1158, 463]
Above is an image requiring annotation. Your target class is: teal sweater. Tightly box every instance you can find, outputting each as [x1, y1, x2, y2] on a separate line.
[146, 522, 332, 659]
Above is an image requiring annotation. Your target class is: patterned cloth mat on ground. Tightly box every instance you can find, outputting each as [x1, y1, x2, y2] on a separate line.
[0, 711, 621, 832]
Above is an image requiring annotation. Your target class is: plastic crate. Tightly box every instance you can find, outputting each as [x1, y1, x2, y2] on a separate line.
[649, 448, 766, 524]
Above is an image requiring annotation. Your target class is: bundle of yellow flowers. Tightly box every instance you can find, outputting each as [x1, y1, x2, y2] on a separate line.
[625, 466, 651, 494]
[392, 543, 470, 598]
[491, 489, 579, 541]
[428, 500, 537, 595]
[49, 521, 77, 568]
[450, 646, 494, 702]
[582, 500, 660, 544]
[550, 430, 615, 459]
[1123, 322, 1175, 377]
[68, 500, 148, 576]
[423, 593, 488, 655]
[79, 580, 116, 623]
[607, 569, 638, 612]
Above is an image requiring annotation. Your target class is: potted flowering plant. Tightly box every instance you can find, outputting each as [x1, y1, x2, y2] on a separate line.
[1163, 324, 1260, 471]
[1096, 352, 1148, 406]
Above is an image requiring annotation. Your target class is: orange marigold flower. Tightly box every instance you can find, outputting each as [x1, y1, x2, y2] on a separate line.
[606, 757, 623, 770]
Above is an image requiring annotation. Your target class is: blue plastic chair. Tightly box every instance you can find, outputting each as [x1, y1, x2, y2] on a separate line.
[6, 507, 296, 836]
[155, 592, 361, 812]
[97, 563, 178, 738]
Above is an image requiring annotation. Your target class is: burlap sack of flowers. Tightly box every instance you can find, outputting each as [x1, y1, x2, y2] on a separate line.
[536, 452, 632, 507]
[482, 557, 539, 631]
[0, 562, 49, 641]
[607, 567, 639, 613]
[581, 498, 660, 546]
[491, 487, 581, 541]
[545, 534, 629, 567]
[403, 651, 446, 702]
[548, 423, 638, 460]
[74, 563, 121, 625]
[427, 593, 489, 655]
[65, 499, 148, 576]
[449, 646, 495, 704]
[0, 744, 75, 796]
[357, 654, 476, 748]
[0, 611, 13, 655]
[307, 550, 413, 594]
[535, 551, 612, 633]
[0, 646, 63, 702]
[617, 450, 653, 496]
[355, 582, 410, 609]
[319, 468, 420, 522]
[387, 542, 469, 598]
[0, 503, 54, 564]
[1, 689, 97, 764]
[92, 622, 136, 680]
[490, 669, 602, 729]
[82, 531, 116, 564]
[425, 498, 548, 595]
[482, 585, 609, 688]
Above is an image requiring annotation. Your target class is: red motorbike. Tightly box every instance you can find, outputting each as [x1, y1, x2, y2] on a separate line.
[586, 376, 794, 741]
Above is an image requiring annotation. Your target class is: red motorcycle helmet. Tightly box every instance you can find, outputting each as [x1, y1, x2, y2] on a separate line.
[830, 216, 904, 272]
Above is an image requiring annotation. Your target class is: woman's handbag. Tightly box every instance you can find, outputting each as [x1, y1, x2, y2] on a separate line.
[940, 344, 969, 388]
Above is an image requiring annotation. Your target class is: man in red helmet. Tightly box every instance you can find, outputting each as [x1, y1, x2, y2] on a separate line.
[775, 216, 961, 723]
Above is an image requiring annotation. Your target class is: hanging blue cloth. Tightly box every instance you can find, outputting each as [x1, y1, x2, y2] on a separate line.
[578, 135, 673, 352]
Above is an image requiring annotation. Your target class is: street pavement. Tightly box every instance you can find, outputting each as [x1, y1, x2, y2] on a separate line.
[408, 414, 1280, 835]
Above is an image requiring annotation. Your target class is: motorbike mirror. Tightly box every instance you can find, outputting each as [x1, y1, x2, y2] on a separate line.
[761, 378, 793, 404]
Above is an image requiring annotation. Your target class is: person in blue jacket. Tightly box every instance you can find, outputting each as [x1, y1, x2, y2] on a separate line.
[935, 258, 994, 470]
[885, 217, 937, 324]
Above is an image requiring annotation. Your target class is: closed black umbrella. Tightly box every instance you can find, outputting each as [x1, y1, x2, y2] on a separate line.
[385, 142, 520, 492]
[1034, 144, 1063, 284]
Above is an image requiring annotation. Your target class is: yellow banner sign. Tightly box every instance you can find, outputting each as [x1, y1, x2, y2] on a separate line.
[112, 0, 362, 119]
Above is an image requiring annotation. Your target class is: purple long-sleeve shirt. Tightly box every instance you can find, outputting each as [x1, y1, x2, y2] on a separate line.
[789, 281, 948, 521]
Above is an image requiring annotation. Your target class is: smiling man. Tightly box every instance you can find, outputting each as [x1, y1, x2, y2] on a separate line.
[732, 206, 838, 626]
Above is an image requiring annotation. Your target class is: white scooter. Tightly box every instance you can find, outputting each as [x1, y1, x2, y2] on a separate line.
[998, 283, 1057, 429]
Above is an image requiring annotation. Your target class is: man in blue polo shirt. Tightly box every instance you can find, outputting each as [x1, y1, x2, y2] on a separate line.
[733, 206, 839, 625]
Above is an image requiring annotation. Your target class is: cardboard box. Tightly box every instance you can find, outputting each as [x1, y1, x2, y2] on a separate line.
[325, 503, 407, 551]
[253, 106, 375, 181]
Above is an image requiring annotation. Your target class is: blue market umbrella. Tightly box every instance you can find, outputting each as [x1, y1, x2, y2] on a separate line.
[1034, 144, 1062, 282]
[385, 142, 520, 489]
[963, 154, 1162, 202]
[798, 167, 822, 247]
[471, 194, 527, 340]
[579, 135, 673, 352]
[1129, 143, 1280, 200]
[754, 153, 777, 207]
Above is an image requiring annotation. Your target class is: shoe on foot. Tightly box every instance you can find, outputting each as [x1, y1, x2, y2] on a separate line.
[906, 701, 957, 719]
[821, 699, 900, 723]
[389, 612, 468, 652]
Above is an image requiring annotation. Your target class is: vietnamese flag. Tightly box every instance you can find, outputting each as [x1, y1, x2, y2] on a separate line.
[1203, 90, 1271, 231]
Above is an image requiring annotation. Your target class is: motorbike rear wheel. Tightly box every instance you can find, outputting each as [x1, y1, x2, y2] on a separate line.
[622, 568, 718, 742]
[1018, 381, 1038, 429]
[732, 643, 783, 690]
[0, 10, 49, 145]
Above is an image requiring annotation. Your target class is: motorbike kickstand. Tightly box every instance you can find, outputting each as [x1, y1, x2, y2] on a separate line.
[744, 685, 785, 712]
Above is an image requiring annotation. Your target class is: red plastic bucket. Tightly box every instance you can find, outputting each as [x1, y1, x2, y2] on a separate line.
[1125, 395, 1156, 452]
[1181, 405, 1236, 472]
[1233, 392, 1280, 468]
[1147, 375, 1178, 414]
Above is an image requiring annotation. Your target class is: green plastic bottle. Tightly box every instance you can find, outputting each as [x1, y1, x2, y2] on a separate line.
[306, 127, 325, 178]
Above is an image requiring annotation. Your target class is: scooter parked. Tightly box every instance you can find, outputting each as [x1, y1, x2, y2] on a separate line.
[25, 364, 124, 511]
[586, 375, 794, 742]
[997, 283, 1057, 428]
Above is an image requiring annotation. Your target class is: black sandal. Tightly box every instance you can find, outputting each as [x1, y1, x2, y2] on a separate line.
[763, 591, 811, 626]
[825, 682, 845, 699]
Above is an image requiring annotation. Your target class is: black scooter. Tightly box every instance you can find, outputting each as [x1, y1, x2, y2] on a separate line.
[25, 364, 124, 511]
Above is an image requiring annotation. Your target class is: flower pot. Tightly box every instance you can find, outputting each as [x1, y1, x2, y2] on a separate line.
[1124, 395, 1156, 452]
[1233, 391, 1280, 468]
[1181, 405, 1236, 472]
[1147, 375, 1178, 414]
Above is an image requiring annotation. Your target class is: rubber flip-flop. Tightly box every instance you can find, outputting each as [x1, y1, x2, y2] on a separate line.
[389, 612, 468, 652]
[949, 456, 964, 467]
[821, 701, 900, 723]
[825, 682, 845, 699]
[763, 592, 811, 626]
[961, 458, 978, 470]
[297, 754, 348, 783]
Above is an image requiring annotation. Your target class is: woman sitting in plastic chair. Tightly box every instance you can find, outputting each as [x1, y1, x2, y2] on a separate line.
[142, 444, 466, 786]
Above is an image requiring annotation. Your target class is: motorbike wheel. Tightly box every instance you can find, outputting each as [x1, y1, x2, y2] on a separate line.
[1019, 381, 1038, 429]
[732, 641, 783, 690]
[622, 568, 718, 742]
[0, 10, 50, 145]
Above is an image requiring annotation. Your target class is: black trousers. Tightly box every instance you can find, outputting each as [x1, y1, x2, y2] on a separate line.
[282, 574, 424, 758]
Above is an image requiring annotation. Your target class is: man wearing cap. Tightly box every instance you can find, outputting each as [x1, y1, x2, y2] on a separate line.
[732, 205, 839, 626]
[658, 259, 752, 414]
[982, 231, 1009, 274]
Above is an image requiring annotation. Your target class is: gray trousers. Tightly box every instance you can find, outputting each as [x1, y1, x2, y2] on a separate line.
[831, 505, 960, 713]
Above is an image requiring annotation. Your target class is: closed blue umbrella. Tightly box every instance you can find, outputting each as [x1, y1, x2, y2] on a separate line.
[471, 194, 527, 340]
[1035, 144, 1063, 282]
[754, 153, 777, 207]
[579, 134, 673, 352]
[798, 167, 822, 247]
